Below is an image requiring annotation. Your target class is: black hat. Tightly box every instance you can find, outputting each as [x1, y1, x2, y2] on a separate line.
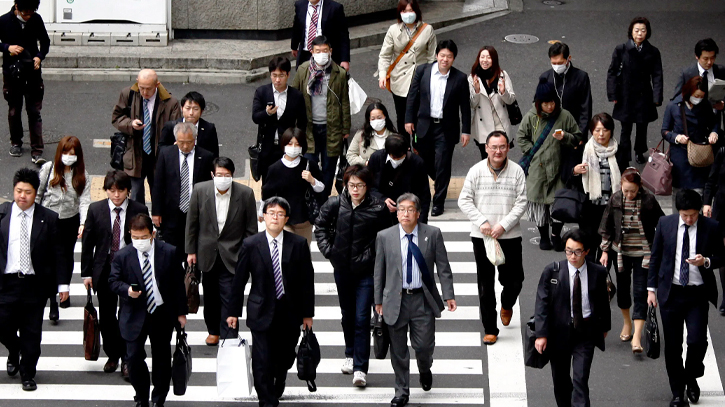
[534, 77, 557, 102]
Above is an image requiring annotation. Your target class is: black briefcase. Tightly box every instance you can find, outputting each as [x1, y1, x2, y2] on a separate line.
[110, 132, 127, 170]
[524, 316, 549, 369]
[371, 309, 390, 359]
[172, 326, 192, 395]
[551, 187, 587, 224]
[644, 305, 660, 359]
[297, 327, 321, 392]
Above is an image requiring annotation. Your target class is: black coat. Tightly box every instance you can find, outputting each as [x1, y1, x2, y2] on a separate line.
[367, 149, 431, 224]
[598, 189, 665, 249]
[704, 147, 725, 225]
[291, 0, 350, 65]
[607, 40, 663, 123]
[0, 7, 50, 73]
[159, 118, 219, 158]
[314, 192, 390, 275]
[261, 157, 322, 226]
[539, 64, 593, 134]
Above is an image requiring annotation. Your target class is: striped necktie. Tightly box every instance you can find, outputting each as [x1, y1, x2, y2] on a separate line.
[142, 99, 152, 155]
[272, 239, 284, 299]
[179, 152, 190, 213]
[142, 252, 157, 314]
[307, 4, 319, 51]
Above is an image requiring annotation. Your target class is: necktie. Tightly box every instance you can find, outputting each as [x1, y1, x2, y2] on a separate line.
[406, 234, 414, 284]
[680, 224, 690, 286]
[143, 252, 157, 314]
[179, 152, 190, 213]
[272, 239, 284, 299]
[19, 212, 29, 275]
[110, 207, 122, 260]
[307, 5, 319, 51]
[573, 270, 583, 330]
[702, 70, 710, 100]
[142, 99, 152, 155]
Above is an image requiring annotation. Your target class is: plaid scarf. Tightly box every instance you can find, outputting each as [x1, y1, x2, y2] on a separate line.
[307, 57, 332, 96]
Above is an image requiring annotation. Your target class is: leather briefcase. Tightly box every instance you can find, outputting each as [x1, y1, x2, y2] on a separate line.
[83, 288, 101, 361]
[185, 263, 200, 314]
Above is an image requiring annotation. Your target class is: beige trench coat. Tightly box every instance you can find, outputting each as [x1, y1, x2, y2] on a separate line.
[377, 22, 437, 97]
[468, 71, 516, 143]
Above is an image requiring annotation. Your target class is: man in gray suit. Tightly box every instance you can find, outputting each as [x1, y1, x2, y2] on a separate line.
[374, 193, 456, 407]
[185, 157, 258, 345]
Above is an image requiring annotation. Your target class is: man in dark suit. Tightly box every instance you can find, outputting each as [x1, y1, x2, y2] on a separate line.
[159, 91, 219, 157]
[648, 189, 723, 407]
[186, 157, 258, 346]
[227, 197, 314, 407]
[291, 0, 350, 70]
[252, 57, 307, 182]
[405, 40, 470, 217]
[374, 193, 456, 407]
[535, 228, 611, 407]
[151, 121, 213, 253]
[81, 170, 149, 377]
[109, 213, 187, 407]
[0, 168, 66, 391]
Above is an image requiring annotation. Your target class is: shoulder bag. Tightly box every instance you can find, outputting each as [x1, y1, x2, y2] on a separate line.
[641, 139, 673, 196]
[304, 161, 321, 223]
[297, 327, 321, 392]
[518, 117, 555, 176]
[682, 104, 715, 167]
[551, 176, 587, 224]
[111, 91, 134, 171]
[38, 164, 53, 206]
[385, 23, 429, 92]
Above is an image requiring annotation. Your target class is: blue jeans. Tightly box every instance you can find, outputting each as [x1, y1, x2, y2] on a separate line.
[333, 271, 374, 373]
[304, 124, 338, 204]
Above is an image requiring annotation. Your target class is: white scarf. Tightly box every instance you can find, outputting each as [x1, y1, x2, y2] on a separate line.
[582, 137, 620, 200]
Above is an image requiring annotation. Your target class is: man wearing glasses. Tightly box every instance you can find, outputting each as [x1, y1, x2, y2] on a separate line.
[374, 193, 456, 407]
[534, 228, 611, 407]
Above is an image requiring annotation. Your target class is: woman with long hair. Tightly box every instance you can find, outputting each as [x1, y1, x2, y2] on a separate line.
[347, 102, 398, 166]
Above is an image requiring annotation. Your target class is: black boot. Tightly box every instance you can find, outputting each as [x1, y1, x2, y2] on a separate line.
[551, 222, 565, 252]
[538, 226, 552, 250]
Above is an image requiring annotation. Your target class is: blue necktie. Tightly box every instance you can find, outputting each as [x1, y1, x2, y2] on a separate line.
[680, 224, 690, 286]
[142, 99, 152, 155]
[406, 234, 414, 284]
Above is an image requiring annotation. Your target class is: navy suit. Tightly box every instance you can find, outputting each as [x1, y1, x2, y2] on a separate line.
[159, 117, 219, 158]
[290, 0, 350, 66]
[648, 214, 723, 398]
[672, 62, 725, 100]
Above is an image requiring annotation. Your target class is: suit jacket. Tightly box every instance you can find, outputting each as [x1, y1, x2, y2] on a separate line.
[373, 223, 455, 325]
[230, 231, 315, 331]
[0, 202, 65, 300]
[672, 62, 725, 100]
[648, 214, 723, 307]
[81, 198, 150, 288]
[291, 0, 350, 65]
[535, 260, 611, 352]
[185, 180, 258, 273]
[251, 84, 307, 179]
[151, 145, 214, 229]
[405, 63, 471, 144]
[159, 118, 220, 158]
[539, 65, 593, 134]
[109, 240, 188, 341]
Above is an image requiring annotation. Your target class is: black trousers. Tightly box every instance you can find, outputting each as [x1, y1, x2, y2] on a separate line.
[97, 262, 125, 361]
[549, 323, 596, 407]
[0, 274, 45, 380]
[160, 208, 187, 258]
[392, 94, 408, 140]
[614, 255, 648, 320]
[57, 214, 80, 284]
[202, 254, 237, 339]
[616, 121, 649, 169]
[3, 73, 44, 155]
[125, 305, 175, 405]
[251, 297, 301, 407]
[130, 152, 156, 204]
[414, 121, 455, 208]
[471, 237, 524, 335]
[579, 202, 607, 264]
[660, 284, 709, 398]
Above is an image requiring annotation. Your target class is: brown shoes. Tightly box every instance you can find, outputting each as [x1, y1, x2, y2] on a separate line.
[500, 308, 513, 326]
[103, 358, 119, 373]
[121, 361, 130, 381]
[483, 334, 498, 345]
[206, 334, 220, 346]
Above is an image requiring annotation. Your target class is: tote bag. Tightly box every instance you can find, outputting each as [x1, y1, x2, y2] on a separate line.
[217, 337, 253, 397]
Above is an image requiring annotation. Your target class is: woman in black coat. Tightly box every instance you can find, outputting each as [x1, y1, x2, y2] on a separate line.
[314, 165, 390, 386]
[607, 16, 663, 168]
[703, 146, 725, 315]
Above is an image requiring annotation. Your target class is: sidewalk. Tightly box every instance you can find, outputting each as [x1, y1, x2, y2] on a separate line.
[42, 0, 510, 84]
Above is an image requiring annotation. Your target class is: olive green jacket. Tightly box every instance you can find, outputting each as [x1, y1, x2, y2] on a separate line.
[291, 61, 351, 157]
[516, 106, 582, 204]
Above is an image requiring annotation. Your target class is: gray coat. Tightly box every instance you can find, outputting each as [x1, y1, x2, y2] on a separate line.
[374, 222, 455, 325]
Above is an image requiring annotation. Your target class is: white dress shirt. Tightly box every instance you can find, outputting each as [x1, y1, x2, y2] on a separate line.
[179, 148, 196, 204]
[108, 198, 129, 251]
[567, 261, 591, 319]
[698, 63, 715, 89]
[303, 0, 324, 52]
[143, 88, 157, 118]
[215, 187, 232, 234]
[400, 224, 422, 289]
[182, 117, 199, 129]
[273, 85, 288, 141]
[673, 218, 704, 286]
[6, 202, 36, 276]
[266, 231, 285, 296]
[429, 62, 449, 119]
[136, 243, 163, 306]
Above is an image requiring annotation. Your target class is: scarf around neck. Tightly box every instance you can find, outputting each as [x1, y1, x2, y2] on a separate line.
[307, 57, 332, 96]
[582, 137, 620, 200]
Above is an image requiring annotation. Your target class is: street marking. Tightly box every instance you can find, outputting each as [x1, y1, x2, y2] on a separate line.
[684, 326, 725, 400]
[92, 139, 111, 148]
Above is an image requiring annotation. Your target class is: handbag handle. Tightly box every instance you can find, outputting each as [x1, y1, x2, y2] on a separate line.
[86, 286, 93, 306]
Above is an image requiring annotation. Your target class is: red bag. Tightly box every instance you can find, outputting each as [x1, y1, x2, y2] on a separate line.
[641, 140, 673, 196]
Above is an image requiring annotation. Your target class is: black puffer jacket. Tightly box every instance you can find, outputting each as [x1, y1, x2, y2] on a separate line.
[314, 191, 391, 275]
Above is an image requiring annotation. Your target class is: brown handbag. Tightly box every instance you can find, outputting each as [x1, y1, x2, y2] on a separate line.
[185, 262, 200, 314]
[641, 139, 673, 196]
[681, 104, 715, 167]
[83, 288, 101, 361]
[385, 23, 428, 92]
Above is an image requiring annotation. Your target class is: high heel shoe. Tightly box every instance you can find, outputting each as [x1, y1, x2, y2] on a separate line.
[49, 300, 59, 324]
[620, 333, 633, 342]
[632, 344, 643, 354]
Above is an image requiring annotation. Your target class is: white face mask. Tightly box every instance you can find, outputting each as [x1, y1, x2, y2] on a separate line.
[61, 154, 77, 166]
[390, 157, 405, 169]
[16, 14, 26, 23]
[400, 12, 416, 24]
[312, 52, 330, 66]
[370, 119, 386, 132]
[690, 96, 703, 105]
[285, 145, 303, 158]
[551, 63, 567, 75]
[213, 176, 233, 192]
[132, 238, 152, 253]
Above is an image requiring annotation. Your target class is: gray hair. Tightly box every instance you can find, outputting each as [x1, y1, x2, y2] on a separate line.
[396, 193, 420, 212]
[173, 121, 198, 139]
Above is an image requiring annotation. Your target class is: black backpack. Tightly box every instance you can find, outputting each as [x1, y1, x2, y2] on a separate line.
[296, 327, 321, 392]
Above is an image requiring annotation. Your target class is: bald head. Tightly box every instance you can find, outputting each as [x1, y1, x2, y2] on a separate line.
[137, 69, 159, 100]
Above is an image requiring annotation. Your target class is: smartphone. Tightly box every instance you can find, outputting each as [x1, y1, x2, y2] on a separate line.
[687, 257, 697, 262]
[130, 284, 141, 292]
[267, 101, 275, 108]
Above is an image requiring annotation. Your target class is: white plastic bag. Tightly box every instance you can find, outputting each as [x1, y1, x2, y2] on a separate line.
[348, 77, 367, 115]
[217, 337, 253, 397]
[483, 235, 506, 266]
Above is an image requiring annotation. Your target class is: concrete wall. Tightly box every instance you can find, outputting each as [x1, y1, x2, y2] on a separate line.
[172, 0, 398, 31]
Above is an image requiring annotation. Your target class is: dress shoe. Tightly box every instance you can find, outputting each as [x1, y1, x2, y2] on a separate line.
[483, 334, 498, 345]
[152, 403, 164, 407]
[6, 360, 19, 377]
[274, 378, 286, 399]
[122, 361, 130, 380]
[670, 395, 690, 407]
[500, 308, 513, 326]
[21, 379, 37, 391]
[390, 395, 409, 407]
[205, 334, 220, 346]
[135, 402, 149, 407]
[419, 371, 432, 391]
[49, 300, 59, 324]
[431, 206, 444, 217]
[103, 358, 119, 373]
[687, 379, 700, 403]
[551, 234, 564, 252]
[635, 153, 647, 164]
